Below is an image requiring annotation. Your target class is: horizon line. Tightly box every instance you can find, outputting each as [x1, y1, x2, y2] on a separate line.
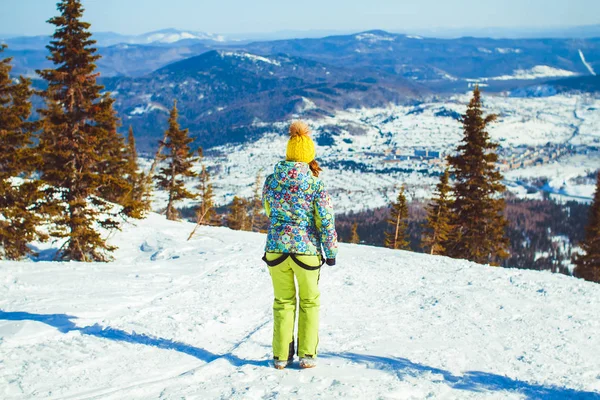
[2, 22, 600, 39]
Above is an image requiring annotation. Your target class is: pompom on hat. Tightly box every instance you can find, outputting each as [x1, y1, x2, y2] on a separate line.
[286, 121, 316, 164]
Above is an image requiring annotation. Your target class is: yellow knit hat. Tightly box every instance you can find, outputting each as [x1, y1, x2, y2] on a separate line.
[286, 121, 316, 164]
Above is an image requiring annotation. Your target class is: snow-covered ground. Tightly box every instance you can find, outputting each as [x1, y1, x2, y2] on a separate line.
[1, 214, 600, 399]
[169, 93, 599, 213]
[219, 51, 282, 66]
[474, 66, 577, 81]
[504, 154, 600, 201]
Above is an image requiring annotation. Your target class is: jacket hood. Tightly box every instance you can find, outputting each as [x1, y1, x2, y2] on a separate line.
[273, 161, 311, 186]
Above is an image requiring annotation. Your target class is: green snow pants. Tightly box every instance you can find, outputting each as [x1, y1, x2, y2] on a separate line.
[265, 252, 321, 361]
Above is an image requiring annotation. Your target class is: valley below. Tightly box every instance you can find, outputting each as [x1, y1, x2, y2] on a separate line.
[171, 92, 600, 213]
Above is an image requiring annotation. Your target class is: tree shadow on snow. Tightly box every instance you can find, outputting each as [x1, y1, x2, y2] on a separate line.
[320, 353, 600, 400]
[26, 245, 60, 262]
[0, 310, 268, 368]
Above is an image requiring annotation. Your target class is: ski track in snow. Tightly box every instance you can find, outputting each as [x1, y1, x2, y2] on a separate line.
[1, 214, 600, 399]
[579, 50, 597, 76]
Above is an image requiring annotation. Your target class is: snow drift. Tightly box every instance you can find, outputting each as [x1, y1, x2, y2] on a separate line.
[1, 213, 599, 399]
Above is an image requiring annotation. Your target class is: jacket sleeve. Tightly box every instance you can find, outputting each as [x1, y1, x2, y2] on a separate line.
[263, 175, 272, 218]
[314, 181, 338, 259]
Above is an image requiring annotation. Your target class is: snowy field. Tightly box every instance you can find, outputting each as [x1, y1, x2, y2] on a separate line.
[2, 214, 600, 399]
[156, 92, 600, 213]
[504, 154, 600, 201]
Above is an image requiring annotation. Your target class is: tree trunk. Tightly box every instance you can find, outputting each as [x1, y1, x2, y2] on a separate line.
[165, 154, 177, 221]
[394, 214, 401, 250]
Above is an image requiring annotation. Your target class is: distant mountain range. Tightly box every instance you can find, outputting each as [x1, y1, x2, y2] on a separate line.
[101, 49, 423, 152]
[3, 29, 598, 79]
[1, 28, 225, 49]
[406, 24, 600, 39]
[241, 31, 599, 82]
[3, 23, 600, 44]
[3, 29, 599, 151]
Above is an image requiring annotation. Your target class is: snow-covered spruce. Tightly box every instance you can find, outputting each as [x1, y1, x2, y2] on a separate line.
[1, 213, 599, 398]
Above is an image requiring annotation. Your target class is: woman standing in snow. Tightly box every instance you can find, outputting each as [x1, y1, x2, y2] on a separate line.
[262, 121, 338, 370]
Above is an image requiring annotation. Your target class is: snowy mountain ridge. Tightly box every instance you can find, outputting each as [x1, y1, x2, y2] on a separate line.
[1, 213, 599, 398]
[1, 29, 226, 49]
[218, 51, 282, 66]
[5, 29, 599, 81]
[119, 29, 226, 45]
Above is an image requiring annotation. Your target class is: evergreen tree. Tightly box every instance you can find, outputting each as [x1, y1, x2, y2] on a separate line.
[155, 101, 198, 221]
[227, 196, 251, 231]
[194, 151, 215, 225]
[422, 169, 453, 255]
[95, 107, 130, 207]
[350, 222, 360, 244]
[573, 171, 600, 282]
[385, 186, 410, 250]
[187, 149, 215, 240]
[0, 46, 47, 259]
[446, 86, 509, 265]
[36, 0, 129, 261]
[121, 126, 150, 219]
[140, 130, 170, 209]
[250, 172, 269, 232]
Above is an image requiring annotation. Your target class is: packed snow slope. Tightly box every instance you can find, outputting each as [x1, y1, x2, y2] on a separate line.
[1, 214, 600, 399]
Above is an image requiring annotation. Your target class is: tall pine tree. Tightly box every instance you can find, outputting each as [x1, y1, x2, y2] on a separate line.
[140, 128, 170, 210]
[422, 169, 452, 255]
[121, 126, 150, 219]
[573, 171, 600, 283]
[385, 186, 410, 250]
[350, 222, 360, 244]
[37, 0, 129, 261]
[0, 45, 47, 259]
[155, 101, 197, 221]
[227, 196, 251, 231]
[250, 172, 268, 233]
[446, 86, 509, 265]
[187, 148, 215, 240]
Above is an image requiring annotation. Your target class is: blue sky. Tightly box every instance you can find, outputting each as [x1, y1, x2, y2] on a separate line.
[2, 0, 599, 36]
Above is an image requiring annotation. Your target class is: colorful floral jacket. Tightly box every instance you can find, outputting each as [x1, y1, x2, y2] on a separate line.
[263, 161, 338, 260]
